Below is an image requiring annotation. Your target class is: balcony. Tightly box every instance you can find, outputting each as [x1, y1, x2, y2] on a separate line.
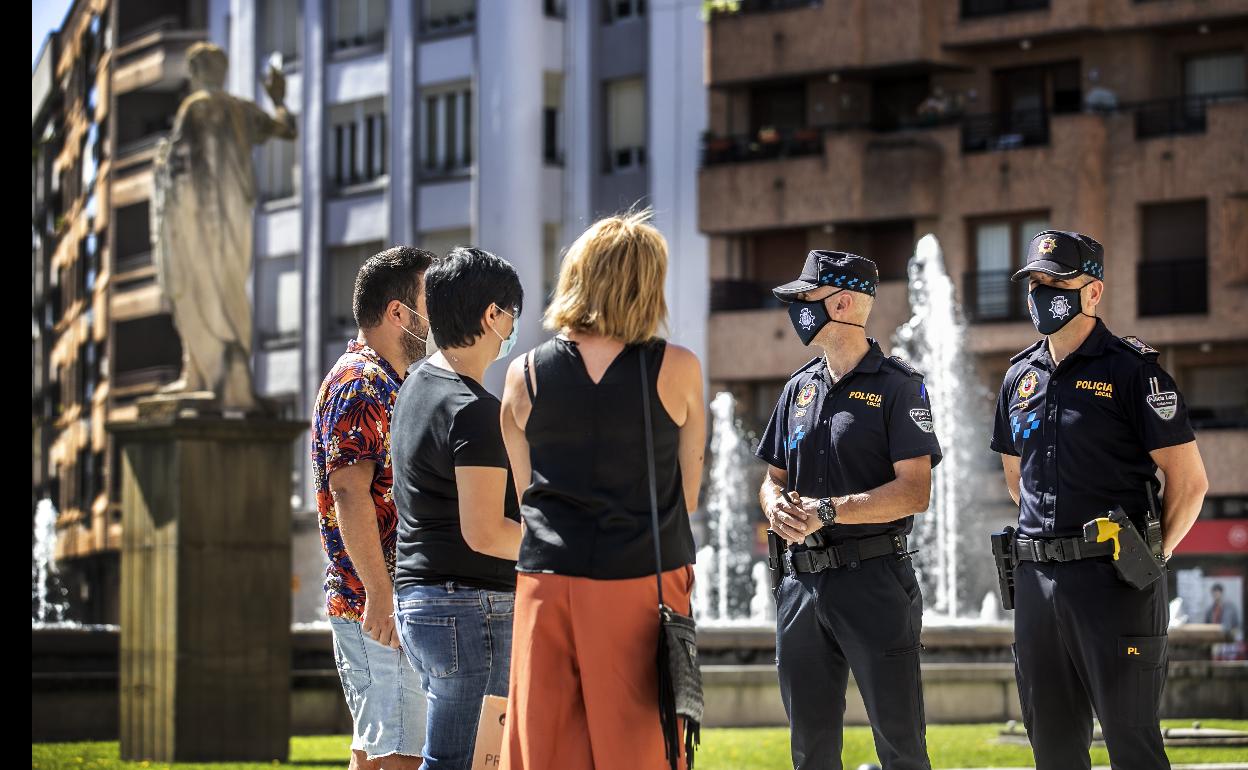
[112, 28, 201, 95]
[699, 129, 943, 234]
[710, 279, 786, 312]
[963, 270, 1029, 324]
[960, 0, 1048, 19]
[943, 0, 1089, 49]
[702, 128, 823, 166]
[1138, 258, 1207, 317]
[1133, 91, 1247, 141]
[707, 0, 937, 87]
[961, 108, 1049, 153]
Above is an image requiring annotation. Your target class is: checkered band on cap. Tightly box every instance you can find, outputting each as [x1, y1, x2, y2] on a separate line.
[818, 272, 877, 296]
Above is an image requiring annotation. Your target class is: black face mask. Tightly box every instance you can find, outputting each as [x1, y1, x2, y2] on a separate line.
[787, 291, 865, 346]
[1028, 280, 1095, 335]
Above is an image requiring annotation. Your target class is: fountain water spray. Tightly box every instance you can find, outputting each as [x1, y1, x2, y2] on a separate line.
[893, 234, 1004, 619]
[698, 392, 770, 623]
[32, 498, 69, 626]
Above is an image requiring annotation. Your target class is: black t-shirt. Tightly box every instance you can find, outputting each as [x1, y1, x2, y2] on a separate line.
[391, 361, 519, 592]
[756, 341, 943, 542]
[990, 320, 1195, 538]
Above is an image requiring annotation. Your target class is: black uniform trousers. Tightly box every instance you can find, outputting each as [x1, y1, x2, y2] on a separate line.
[1013, 558, 1170, 770]
[776, 553, 930, 770]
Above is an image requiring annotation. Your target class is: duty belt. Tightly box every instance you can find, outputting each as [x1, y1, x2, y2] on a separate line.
[1013, 535, 1114, 563]
[788, 534, 908, 574]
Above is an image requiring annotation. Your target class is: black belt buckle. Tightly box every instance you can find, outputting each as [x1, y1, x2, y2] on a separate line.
[1045, 539, 1065, 562]
[1017, 537, 1042, 562]
[812, 548, 836, 572]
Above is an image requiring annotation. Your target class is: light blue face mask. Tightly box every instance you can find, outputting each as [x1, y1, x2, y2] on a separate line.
[490, 305, 518, 361]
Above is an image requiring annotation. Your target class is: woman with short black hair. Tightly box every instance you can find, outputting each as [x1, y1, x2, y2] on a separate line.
[390, 246, 524, 770]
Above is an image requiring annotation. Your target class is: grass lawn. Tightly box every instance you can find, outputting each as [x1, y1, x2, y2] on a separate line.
[33, 721, 1248, 770]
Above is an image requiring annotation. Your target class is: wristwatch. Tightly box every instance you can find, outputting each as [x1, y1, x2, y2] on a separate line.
[816, 497, 837, 527]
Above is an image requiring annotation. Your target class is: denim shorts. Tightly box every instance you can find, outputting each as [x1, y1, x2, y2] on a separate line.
[395, 582, 515, 770]
[329, 616, 428, 759]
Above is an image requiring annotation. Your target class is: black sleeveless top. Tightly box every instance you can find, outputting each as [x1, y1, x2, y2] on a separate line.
[517, 337, 696, 579]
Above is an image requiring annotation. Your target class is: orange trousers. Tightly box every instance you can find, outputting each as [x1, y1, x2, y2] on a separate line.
[500, 567, 694, 770]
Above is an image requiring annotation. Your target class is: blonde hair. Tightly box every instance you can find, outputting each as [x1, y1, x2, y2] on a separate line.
[543, 210, 669, 344]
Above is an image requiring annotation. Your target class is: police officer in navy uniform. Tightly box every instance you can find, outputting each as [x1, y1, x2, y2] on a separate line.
[757, 251, 943, 770]
[991, 231, 1209, 770]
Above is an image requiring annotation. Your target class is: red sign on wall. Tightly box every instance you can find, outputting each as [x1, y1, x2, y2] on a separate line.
[1175, 520, 1248, 555]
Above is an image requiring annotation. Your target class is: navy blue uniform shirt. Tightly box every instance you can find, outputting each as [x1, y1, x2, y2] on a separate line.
[990, 319, 1195, 539]
[756, 340, 943, 541]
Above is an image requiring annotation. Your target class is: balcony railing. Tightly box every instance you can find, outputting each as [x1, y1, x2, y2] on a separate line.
[710, 279, 785, 312]
[960, 0, 1048, 19]
[700, 113, 965, 167]
[1138, 258, 1207, 317]
[963, 270, 1029, 323]
[702, 128, 823, 166]
[961, 108, 1049, 153]
[733, 0, 822, 13]
[1133, 91, 1247, 140]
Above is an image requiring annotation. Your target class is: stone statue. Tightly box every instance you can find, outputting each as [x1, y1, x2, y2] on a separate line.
[152, 43, 296, 412]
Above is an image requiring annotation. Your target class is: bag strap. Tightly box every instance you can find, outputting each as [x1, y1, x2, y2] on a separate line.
[638, 344, 666, 610]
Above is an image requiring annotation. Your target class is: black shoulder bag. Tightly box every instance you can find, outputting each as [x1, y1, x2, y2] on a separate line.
[639, 345, 703, 770]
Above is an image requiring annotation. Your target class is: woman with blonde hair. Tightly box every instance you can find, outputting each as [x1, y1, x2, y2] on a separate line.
[498, 212, 706, 770]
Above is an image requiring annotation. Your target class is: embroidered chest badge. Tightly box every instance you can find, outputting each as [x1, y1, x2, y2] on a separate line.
[796, 382, 817, 408]
[1017, 370, 1039, 399]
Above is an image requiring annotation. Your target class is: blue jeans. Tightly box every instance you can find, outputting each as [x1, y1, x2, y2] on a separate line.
[395, 582, 514, 770]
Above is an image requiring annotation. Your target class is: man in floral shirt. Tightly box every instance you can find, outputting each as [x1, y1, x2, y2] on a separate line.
[312, 246, 434, 769]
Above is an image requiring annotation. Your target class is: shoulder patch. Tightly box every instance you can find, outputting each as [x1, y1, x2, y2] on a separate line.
[1119, 335, 1159, 358]
[1010, 339, 1045, 364]
[884, 355, 924, 379]
[790, 356, 823, 379]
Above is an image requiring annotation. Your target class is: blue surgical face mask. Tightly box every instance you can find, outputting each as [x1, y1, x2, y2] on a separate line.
[490, 305, 518, 361]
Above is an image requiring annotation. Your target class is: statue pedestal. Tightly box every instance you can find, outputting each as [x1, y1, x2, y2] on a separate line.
[109, 401, 306, 762]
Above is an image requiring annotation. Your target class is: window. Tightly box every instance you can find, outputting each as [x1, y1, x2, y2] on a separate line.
[329, 0, 386, 54]
[329, 241, 384, 330]
[421, 0, 476, 35]
[963, 62, 1076, 153]
[965, 214, 1048, 322]
[1139, 200, 1207, 317]
[603, 0, 645, 23]
[261, 0, 301, 65]
[1138, 51, 1244, 139]
[114, 201, 151, 274]
[544, 73, 564, 165]
[543, 224, 562, 303]
[1184, 51, 1247, 100]
[329, 99, 387, 191]
[606, 78, 645, 172]
[749, 82, 806, 134]
[1182, 363, 1248, 429]
[259, 114, 300, 201]
[258, 257, 301, 347]
[422, 85, 472, 176]
[419, 229, 471, 261]
[112, 315, 182, 391]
